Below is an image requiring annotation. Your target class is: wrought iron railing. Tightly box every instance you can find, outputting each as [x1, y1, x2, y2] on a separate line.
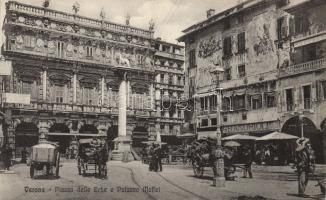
[279, 58, 326, 77]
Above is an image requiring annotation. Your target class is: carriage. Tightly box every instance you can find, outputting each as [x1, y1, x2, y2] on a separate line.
[29, 142, 60, 179]
[77, 138, 108, 177]
[186, 138, 238, 178]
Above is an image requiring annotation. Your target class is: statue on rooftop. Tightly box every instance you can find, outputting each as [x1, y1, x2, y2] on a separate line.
[42, 0, 50, 8]
[100, 7, 106, 20]
[126, 13, 130, 26]
[149, 19, 155, 31]
[72, 2, 80, 14]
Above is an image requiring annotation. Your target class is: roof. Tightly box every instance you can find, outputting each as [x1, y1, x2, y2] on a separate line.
[155, 38, 184, 48]
[178, 0, 268, 41]
[32, 143, 56, 149]
[283, 0, 323, 12]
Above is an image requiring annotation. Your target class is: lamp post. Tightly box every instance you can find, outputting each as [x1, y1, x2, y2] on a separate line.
[210, 66, 225, 187]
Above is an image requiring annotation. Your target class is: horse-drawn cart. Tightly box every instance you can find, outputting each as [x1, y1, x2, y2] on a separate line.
[77, 139, 108, 177]
[29, 143, 60, 179]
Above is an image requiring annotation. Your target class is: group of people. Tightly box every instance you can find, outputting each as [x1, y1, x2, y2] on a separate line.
[255, 142, 294, 165]
[148, 143, 163, 172]
[1, 144, 13, 170]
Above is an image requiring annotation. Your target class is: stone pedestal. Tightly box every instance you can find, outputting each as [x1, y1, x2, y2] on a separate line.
[111, 136, 133, 161]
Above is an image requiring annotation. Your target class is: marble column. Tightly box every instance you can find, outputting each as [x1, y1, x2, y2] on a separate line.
[42, 70, 47, 101]
[73, 73, 77, 103]
[101, 77, 105, 105]
[118, 78, 127, 137]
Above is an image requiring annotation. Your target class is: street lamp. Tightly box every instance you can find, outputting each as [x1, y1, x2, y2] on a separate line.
[210, 66, 225, 187]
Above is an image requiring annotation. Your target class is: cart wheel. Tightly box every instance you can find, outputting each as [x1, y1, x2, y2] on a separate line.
[193, 161, 204, 178]
[55, 153, 60, 178]
[30, 165, 34, 178]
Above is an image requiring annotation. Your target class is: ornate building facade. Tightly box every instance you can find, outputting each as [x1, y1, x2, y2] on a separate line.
[179, 0, 326, 163]
[0, 1, 184, 159]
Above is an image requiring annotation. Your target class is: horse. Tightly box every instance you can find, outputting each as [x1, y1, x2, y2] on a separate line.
[94, 143, 109, 178]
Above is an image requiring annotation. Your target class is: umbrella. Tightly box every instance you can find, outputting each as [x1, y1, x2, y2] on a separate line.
[223, 141, 241, 147]
[256, 131, 299, 141]
[222, 134, 258, 140]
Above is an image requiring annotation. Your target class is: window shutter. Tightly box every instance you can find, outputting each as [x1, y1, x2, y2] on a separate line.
[64, 85, 68, 103]
[316, 80, 322, 101]
[298, 86, 303, 109]
[311, 82, 316, 102]
[289, 17, 295, 36]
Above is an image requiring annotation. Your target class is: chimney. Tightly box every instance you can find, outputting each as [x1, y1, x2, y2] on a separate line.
[207, 9, 215, 18]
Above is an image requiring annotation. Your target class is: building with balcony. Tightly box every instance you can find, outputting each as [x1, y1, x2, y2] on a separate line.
[153, 39, 185, 144]
[179, 0, 326, 163]
[179, 0, 287, 140]
[277, 0, 326, 163]
[0, 1, 184, 159]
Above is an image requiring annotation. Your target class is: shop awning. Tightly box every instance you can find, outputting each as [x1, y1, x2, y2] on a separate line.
[46, 133, 106, 137]
[197, 131, 217, 139]
[256, 131, 299, 141]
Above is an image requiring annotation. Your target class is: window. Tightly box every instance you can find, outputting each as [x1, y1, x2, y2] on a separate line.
[222, 97, 231, 111]
[266, 93, 276, 108]
[189, 49, 196, 68]
[237, 32, 246, 53]
[200, 97, 205, 111]
[303, 85, 311, 109]
[178, 110, 181, 118]
[277, 17, 288, 40]
[209, 95, 217, 110]
[177, 76, 182, 85]
[86, 46, 93, 57]
[223, 37, 232, 57]
[242, 113, 247, 120]
[23, 35, 35, 47]
[168, 75, 173, 85]
[223, 17, 231, 30]
[21, 81, 32, 94]
[201, 119, 208, 127]
[224, 68, 232, 80]
[238, 65, 246, 78]
[160, 74, 165, 83]
[204, 97, 209, 110]
[211, 118, 217, 125]
[55, 85, 64, 103]
[251, 94, 262, 110]
[223, 116, 228, 122]
[294, 14, 309, 34]
[57, 41, 65, 58]
[322, 81, 326, 99]
[234, 95, 245, 110]
[83, 87, 93, 105]
[286, 88, 294, 111]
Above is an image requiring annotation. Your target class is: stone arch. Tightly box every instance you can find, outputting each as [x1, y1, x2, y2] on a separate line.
[282, 116, 324, 163]
[15, 122, 39, 157]
[321, 118, 326, 134]
[48, 123, 71, 153]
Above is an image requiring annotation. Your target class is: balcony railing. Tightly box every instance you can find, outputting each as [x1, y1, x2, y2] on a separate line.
[279, 58, 326, 77]
[8, 1, 153, 38]
[3, 101, 157, 117]
[154, 51, 184, 61]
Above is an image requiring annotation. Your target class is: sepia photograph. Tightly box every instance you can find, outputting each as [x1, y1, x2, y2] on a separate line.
[0, 0, 325, 199]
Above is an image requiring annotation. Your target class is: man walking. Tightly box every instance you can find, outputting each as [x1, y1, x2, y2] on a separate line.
[155, 144, 163, 172]
[243, 146, 253, 178]
[295, 138, 311, 197]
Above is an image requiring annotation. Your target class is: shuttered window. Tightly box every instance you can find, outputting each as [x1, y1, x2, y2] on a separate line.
[189, 50, 196, 68]
[322, 81, 326, 100]
[223, 37, 232, 57]
[55, 85, 64, 103]
[237, 32, 246, 53]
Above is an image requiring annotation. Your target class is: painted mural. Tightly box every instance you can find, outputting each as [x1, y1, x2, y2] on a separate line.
[247, 9, 278, 68]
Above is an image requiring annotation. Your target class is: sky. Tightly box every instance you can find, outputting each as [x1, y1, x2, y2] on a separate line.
[10, 0, 242, 43]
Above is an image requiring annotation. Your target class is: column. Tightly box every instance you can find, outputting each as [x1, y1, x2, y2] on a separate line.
[126, 80, 130, 108]
[118, 76, 127, 137]
[73, 73, 77, 103]
[101, 77, 105, 105]
[37, 120, 53, 142]
[150, 83, 154, 110]
[42, 70, 47, 100]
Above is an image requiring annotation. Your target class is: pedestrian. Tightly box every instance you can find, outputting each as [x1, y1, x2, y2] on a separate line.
[242, 146, 253, 178]
[149, 143, 157, 171]
[4, 145, 12, 170]
[295, 137, 311, 197]
[155, 144, 163, 172]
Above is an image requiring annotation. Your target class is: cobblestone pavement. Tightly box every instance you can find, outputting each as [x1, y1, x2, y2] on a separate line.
[0, 160, 325, 200]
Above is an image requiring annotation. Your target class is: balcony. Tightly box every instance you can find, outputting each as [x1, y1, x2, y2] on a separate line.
[279, 58, 326, 78]
[292, 28, 326, 48]
[7, 1, 153, 38]
[2, 101, 156, 118]
[154, 51, 184, 61]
